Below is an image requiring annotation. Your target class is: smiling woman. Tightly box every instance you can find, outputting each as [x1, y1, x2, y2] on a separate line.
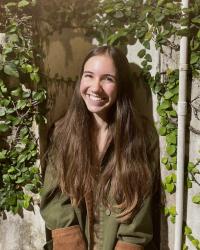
[40, 45, 159, 250]
[80, 54, 118, 121]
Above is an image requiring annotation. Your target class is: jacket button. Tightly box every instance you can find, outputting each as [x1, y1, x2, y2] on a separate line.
[105, 208, 111, 216]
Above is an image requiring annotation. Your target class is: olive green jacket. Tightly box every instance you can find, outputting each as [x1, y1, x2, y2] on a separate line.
[40, 124, 159, 250]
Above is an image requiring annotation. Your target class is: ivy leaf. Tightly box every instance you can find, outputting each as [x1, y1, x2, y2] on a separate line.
[187, 179, 192, 188]
[191, 16, 200, 24]
[165, 175, 172, 184]
[161, 157, 168, 164]
[168, 110, 177, 117]
[17, 154, 27, 163]
[166, 183, 175, 193]
[145, 54, 152, 62]
[160, 117, 168, 126]
[0, 107, 6, 117]
[187, 162, 195, 172]
[18, 0, 29, 8]
[16, 99, 27, 109]
[164, 91, 174, 99]
[164, 207, 169, 216]
[137, 49, 146, 58]
[192, 194, 200, 204]
[172, 94, 178, 104]
[166, 164, 172, 170]
[30, 72, 40, 83]
[11, 88, 22, 97]
[170, 216, 176, 224]
[192, 239, 199, 247]
[190, 54, 199, 64]
[159, 126, 167, 136]
[143, 41, 150, 49]
[159, 100, 171, 110]
[166, 133, 177, 145]
[4, 63, 19, 78]
[169, 206, 176, 216]
[166, 145, 176, 156]
[0, 150, 7, 159]
[0, 123, 10, 132]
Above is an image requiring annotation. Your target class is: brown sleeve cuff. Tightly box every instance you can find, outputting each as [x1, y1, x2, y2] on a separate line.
[52, 225, 87, 250]
[115, 241, 144, 250]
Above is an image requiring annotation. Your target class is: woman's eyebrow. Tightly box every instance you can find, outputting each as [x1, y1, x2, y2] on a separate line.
[83, 71, 94, 74]
[104, 73, 117, 80]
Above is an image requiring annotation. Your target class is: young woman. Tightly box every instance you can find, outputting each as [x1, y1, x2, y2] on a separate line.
[40, 45, 159, 250]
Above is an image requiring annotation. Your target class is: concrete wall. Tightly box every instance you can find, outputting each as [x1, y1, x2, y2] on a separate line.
[0, 2, 200, 250]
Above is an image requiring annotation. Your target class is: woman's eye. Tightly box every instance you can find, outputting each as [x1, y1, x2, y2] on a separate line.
[105, 76, 114, 82]
[84, 74, 92, 78]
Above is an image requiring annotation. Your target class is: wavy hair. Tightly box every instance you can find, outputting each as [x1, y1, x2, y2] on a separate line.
[48, 45, 156, 221]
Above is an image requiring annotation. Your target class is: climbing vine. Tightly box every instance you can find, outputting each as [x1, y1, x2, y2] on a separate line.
[0, 0, 45, 214]
[87, 0, 200, 248]
[0, 0, 200, 248]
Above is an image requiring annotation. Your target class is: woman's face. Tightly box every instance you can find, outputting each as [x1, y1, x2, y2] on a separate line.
[80, 54, 118, 120]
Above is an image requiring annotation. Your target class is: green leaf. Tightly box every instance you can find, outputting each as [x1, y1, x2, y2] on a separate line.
[168, 110, 177, 117]
[190, 54, 199, 65]
[161, 157, 168, 164]
[159, 100, 171, 110]
[159, 126, 167, 136]
[164, 91, 174, 99]
[145, 54, 152, 62]
[170, 216, 176, 224]
[18, 0, 29, 8]
[166, 183, 175, 193]
[4, 63, 19, 78]
[169, 206, 176, 216]
[164, 207, 169, 216]
[15, 177, 25, 184]
[17, 154, 27, 163]
[172, 94, 178, 104]
[166, 133, 177, 145]
[187, 179, 192, 188]
[166, 145, 176, 156]
[143, 41, 150, 49]
[184, 226, 192, 235]
[137, 49, 146, 58]
[187, 162, 195, 172]
[165, 175, 172, 184]
[30, 72, 40, 83]
[191, 16, 200, 24]
[0, 107, 6, 117]
[0, 150, 7, 159]
[160, 117, 168, 126]
[16, 99, 27, 109]
[192, 194, 200, 204]
[192, 239, 199, 247]
[0, 123, 9, 132]
[11, 88, 22, 97]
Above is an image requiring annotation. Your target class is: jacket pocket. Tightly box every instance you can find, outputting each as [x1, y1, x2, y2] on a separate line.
[52, 225, 87, 250]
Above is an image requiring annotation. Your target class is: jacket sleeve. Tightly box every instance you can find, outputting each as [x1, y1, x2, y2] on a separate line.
[115, 196, 153, 250]
[40, 162, 87, 250]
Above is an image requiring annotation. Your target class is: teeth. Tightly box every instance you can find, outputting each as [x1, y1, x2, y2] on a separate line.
[88, 94, 104, 101]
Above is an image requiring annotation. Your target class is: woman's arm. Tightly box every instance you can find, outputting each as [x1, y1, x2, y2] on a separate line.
[40, 162, 87, 250]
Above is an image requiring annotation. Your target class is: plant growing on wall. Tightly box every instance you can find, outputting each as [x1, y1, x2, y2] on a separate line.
[87, 0, 200, 248]
[0, 0, 45, 214]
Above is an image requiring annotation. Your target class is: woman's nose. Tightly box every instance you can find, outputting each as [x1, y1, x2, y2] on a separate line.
[91, 78, 102, 92]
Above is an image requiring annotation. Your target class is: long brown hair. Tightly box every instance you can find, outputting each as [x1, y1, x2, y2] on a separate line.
[48, 45, 157, 220]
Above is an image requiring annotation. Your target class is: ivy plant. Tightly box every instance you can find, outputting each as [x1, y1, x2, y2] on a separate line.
[0, 0, 45, 214]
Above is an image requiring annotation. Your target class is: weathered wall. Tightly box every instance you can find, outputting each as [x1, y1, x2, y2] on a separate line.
[0, 2, 200, 250]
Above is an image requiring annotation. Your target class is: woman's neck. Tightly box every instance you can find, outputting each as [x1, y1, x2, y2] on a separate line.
[92, 114, 109, 158]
